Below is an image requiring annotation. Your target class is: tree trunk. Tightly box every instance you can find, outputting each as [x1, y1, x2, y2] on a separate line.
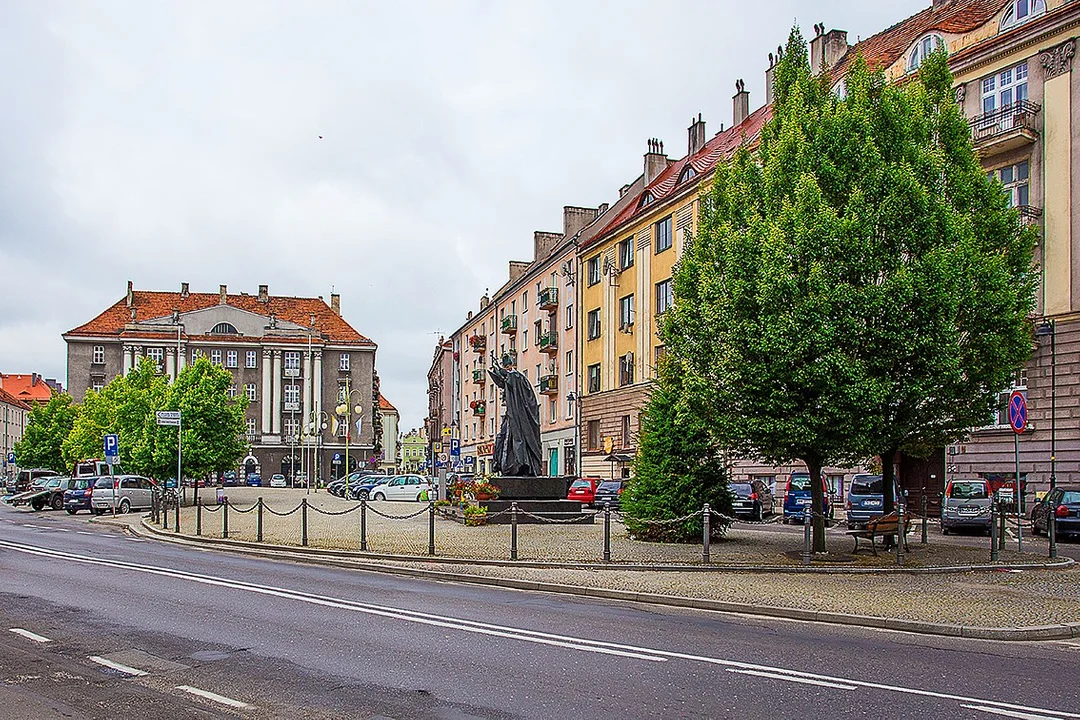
[806, 461, 827, 553]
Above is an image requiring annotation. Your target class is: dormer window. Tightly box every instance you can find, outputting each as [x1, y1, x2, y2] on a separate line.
[678, 166, 696, 184]
[833, 78, 848, 100]
[640, 191, 655, 207]
[1000, 0, 1046, 31]
[907, 34, 945, 72]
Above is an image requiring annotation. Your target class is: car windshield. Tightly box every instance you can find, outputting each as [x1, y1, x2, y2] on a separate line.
[851, 477, 884, 495]
[45, 478, 63, 489]
[789, 475, 811, 491]
[571, 480, 592, 489]
[1061, 491, 1080, 504]
[94, 477, 114, 488]
[597, 482, 622, 492]
[951, 482, 989, 499]
[73, 479, 93, 489]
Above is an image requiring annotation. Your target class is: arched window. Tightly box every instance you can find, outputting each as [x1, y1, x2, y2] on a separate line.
[907, 34, 945, 72]
[639, 191, 655, 208]
[678, 166, 696, 184]
[210, 322, 239, 335]
[1000, 0, 1046, 31]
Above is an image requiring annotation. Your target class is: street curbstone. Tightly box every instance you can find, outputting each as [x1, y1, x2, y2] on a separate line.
[883, 618, 964, 636]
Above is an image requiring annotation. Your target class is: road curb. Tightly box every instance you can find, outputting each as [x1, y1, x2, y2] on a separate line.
[129, 518, 1080, 641]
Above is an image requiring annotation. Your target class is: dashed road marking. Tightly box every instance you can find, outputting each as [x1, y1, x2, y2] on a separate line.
[9, 628, 51, 643]
[75, 531, 96, 536]
[88, 656, 148, 676]
[726, 667, 856, 690]
[175, 685, 252, 709]
[963, 705, 1070, 720]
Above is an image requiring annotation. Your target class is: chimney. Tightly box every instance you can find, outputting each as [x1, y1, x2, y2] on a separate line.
[479, 293, 490, 310]
[534, 231, 564, 262]
[180, 282, 189, 298]
[732, 80, 749, 127]
[932, 0, 953, 9]
[644, 138, 668, 184]
[125, 280, 134, 308]
[810, 24, 849, 75]
[766, 44, 784, 106]
[563, 206, 598, 239]
[331, 293, 341, 316]
[31, 373, 38, 387]
[687, 113, 706, 155]
[258, 284, 269, 302]
[597, 202, 609, 216]
[219, 284, 227, 305]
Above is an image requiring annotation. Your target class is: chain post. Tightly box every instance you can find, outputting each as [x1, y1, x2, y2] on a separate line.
[511, 502, 518, 561]
[196, 497, 202, 536]
[702, 503, 711, 564]
[151, 489, 158, 524]
[162, 491, 169, 530]
[1049, 508, 1057, 559]
[257, 497, 264, 543]
[301, 498, 308, 547]
[999, 496, 1007, 551]
[174, 492, 181, 533]
[223, 498, 229, 539]
[603, 503, 611, 563]
[920, 493, 928, 545]
[360, 497, 368, 551]
[428, 500, 436, 556]
[990, 500, 999, 563]
[896, 502, 905, 566]
[802, 507, 812, 566]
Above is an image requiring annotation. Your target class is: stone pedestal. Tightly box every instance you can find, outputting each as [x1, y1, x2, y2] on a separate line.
[490, 476, 570, 500]
[479, 499, 593, 524]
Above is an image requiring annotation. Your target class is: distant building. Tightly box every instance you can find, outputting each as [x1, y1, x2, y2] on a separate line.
[0, 387, 30, 478]
[425, 337, 454, 468]
[400, 427, 428, 472]
[0, 373, 58, 406]
[379, 394, 399, 473]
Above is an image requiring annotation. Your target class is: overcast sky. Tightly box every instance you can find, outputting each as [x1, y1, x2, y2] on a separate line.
[0, 0, 927, 431]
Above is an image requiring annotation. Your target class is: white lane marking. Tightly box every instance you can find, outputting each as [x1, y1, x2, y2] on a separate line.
[21, 524, 46, 529]
[76, 531, 96, 536]
[9, 628, 51, 643]
[88, 656, 148, 676]
[53, 528, 70, 532]
[727, 668, 856, 690]
[175, 685, 252, 710]
[964, 705, 1071, 720]
[2, 539, 1076, 718]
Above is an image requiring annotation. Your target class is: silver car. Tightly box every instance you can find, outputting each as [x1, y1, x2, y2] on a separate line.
[90, 475, 156, 515]
[941, 478, 992, 535]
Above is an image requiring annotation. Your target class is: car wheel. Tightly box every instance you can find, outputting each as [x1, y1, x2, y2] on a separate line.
[358, 490, 369, 500]
[118, 499, 131, 514]
[942, 527, 950, 535]
[51, 495, 64, 511]
[31, 499, 44, 512]
[66, 508, 77, 515]
[753, 504, 763, 522]
[373, 492, 385, 501]
[416, 493, 424, 502]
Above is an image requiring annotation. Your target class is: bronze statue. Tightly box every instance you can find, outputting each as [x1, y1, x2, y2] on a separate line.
[488, 358, 543, 477]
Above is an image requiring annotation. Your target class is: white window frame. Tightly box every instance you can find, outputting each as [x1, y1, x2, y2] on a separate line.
[656, 279, 674, 315]
[226, 350, 238, 368]
[1000, 0, 1046, 31]
[619, 294, 635, 329]
[246, 350, 257, 368]
[339, 353, 350, 371]
[227, 384, 237, 399]
[284, 384, 300, 405]
[283, 351, 301, 372]
[991, 160, 1030, 208]
[92, 345, 105, 364]
[565, 304, 574, 330]
[246, 383, 257, 402]
[145, 347, 164, 369]
[907, 34, 944, 72]
[980, 61, 1028, 119]
[991, 368, 1029, 428]
[655, 216, 673, 253]
[210, 349, 222, 365]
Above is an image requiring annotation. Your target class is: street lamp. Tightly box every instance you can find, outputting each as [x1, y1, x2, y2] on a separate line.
[1036, 318, 1057, 558]
[336, 377, 364, 499]
[306, 410, 328, 496]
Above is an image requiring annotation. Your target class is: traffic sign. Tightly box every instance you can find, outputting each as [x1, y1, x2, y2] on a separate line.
[332, 453, 342, 464]
[1008, 390, 1027, 434]
[103, 434, 120, 457]
[449, 438, 460, 457]
[5, 452, 14, 464]
[442, 427, 452, 436]
[432, 442, 442, 453]
[155, 411, 181, 427]
[439, 452, 448, 462]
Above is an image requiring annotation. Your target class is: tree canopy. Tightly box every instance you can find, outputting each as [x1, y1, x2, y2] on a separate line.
[14, 393, 77, 473]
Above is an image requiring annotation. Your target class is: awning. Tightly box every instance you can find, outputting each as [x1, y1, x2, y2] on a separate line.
[603, 454, 634, 463]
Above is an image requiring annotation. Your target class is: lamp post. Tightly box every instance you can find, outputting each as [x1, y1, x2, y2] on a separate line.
[336, 377, 364, 499]
[306, 410, 328, 496]
[1036, 319, 1057, 557]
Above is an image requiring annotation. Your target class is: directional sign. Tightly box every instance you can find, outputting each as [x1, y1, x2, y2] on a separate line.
[155, 411, 181, 427]
[103, 434, 120, 457]
[1008, 390, 1027, 434]
[464, 456, 475, 466]
[449, 438, 460, 457]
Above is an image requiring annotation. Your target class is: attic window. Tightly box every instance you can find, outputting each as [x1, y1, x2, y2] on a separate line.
[1000, 0, 1046, 31]
[639, 191, 655, 208]
[210, 322, 240, 335]
[678, 166, 696, 184]
[907, 34, 945, 72]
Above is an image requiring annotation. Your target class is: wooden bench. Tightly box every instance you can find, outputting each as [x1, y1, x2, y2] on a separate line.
[846, 511, 912, 555]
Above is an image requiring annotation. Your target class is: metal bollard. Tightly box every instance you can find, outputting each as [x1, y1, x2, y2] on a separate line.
[999, 502, 1007, 551]
[1049, 509, 1057, 560]
[301, 498, 308, 547]
[920, 494, 928, 545]
[802, 506, 812, 566]
[428, 500, 436, 556]
[196, 498, 202, 536]
[896, 502, 904, 566]
[990, 501, 999, 563]
[702, 503, 711, 564]
[257, 497, 264, 543]
[360, 497, 368, 552]
[511, 502, 518, 561]
[162, 492, 169, 530]
[223, 498, 229, 539]
[603, 503, 611, 563]
[175, 493, 181, 533]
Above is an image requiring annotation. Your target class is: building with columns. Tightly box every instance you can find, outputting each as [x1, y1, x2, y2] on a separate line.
[63, 281, 379, 481]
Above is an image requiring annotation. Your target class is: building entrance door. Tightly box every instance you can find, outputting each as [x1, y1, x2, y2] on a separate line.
[548, 448, 558, 477]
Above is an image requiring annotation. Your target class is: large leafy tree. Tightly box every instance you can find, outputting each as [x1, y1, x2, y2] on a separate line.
[14, 394, 78, 472]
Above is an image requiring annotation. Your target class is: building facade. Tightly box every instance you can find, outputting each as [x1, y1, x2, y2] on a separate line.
[400, 427, 427, 472]
[0, 373, 57, 407]
[425, 337, 454, 470]
[63, 282, 380, 481]
[379, 394, 399, 473]
[0, 387, 29, 479]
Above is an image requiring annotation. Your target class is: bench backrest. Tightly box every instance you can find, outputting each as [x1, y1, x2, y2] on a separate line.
[866, 511, 912, 533]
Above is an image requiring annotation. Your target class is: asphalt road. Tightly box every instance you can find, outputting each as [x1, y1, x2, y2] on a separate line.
[1, 507, 1078, 720]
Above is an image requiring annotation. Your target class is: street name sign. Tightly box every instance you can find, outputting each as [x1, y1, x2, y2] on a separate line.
[156, 411, 181, 427]
[1008, 391, 1027, 434]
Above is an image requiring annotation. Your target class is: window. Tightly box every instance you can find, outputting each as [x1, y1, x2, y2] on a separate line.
[284, 351, 301, 372]
[92, 382, 104, 393]
[566, 396, 574, 419]
[534, 319, 541, 345]
[907, 34, 944, 72]
[246, 350, 257, 369]
[523, 328, 528, 347]
[565, 304, 574, 329]
[619, 354, 635, 386]
[210, 322, 239, 335]
[655, 216, 673, 253]
[981, 62, 1028, 117]
[227, 384, 238, 399]
[226, 350, 238, 368]
[587, 363, 601, 393]
[565, 350, 573, 375]
[618, 237, 635, 269]
[619, 294, 635, 329]
[246, 383, 257, 402]
[621, 415, 632, 447]
[535, 364, 541, 384]
[587, 309, 601, 340]
[284, 384, 300, 405]
[993, 367, 1028, 427]
[549, 399, 557, 424]
[678, 165, 696, 183]
[587, 420, 601, 450]
[92, 346, 105, 364]
[210, 349, 222, 365]
[246, 417, 257, 436]
[1000, 0, 1046, 30]
[652, 278, 669, 315]
[587, 256, 601, 286]
[146, 347, 163, 369]
[191, 348, 203, 363]
[990, 161, 1030, 208]
[339, 353, 350, 371]
[655, 345, 667, 367]
[283, 418, 300, 439]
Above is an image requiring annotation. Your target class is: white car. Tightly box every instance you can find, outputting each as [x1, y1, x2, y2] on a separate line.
[269, 474, 287, 488]
[368, 475, 432, 502]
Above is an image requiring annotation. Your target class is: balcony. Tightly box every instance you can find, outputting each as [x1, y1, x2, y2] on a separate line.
[469, 335, 486, 353]
[500, 350, 517, 369]
[470, 401, 486, 416]
[472, 368, 486, 384]
[539, 332, 558, 355]
[539, 374, 559, 395]
[501, 314, 518, 334]
[538, 287, 558, 311]
[970, 101, 1040, 157]
[1018, 204, 1043, 225]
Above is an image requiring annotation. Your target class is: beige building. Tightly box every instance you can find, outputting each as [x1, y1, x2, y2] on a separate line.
[0, 387, 29, 478]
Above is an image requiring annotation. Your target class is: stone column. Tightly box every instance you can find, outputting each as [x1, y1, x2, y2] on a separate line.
[636, 236, 651, 382]
[166, 347, 176, 381]
[313, 349, 324, 419]
[122, 345, 133, 375]
[303, 349, 313, 424]
[261, 348, 272, 434]
[1040, 39, 1075, 314]
[177, 343, 186, 372]
[271, 349, 282, 434]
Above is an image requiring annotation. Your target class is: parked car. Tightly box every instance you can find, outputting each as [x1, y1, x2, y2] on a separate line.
[368, 475, 431, 502]
[845, 474, 904, 529]
[221, 471, 238, 487]
[90, 475, 156, 515]
[329, 472, 373, 497]
[269, 474, 287, 488]
[940, 478, 993, 535]
[293, 472, 308, 488]
[348, 475, 394, 500]
[592, 480, 625, 509]
[731, 479, 774, 521]
[6, 468, 59, 495]
[567, 478, 601, 505]
[246, 474, 262, 487]
[782, 472, 834, 524]
[12, 476, 80, 511]
[63, 477, 100, 515]
[1031, 484, 1080, 540]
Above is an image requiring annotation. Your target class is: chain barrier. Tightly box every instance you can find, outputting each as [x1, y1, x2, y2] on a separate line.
[517, 510, 599, 525]
[366, 504, 430, 521]
[264, 503, 303, 517]
[229, 503, 260, 514]
[310, 504, 362, 517]
[199, 502, 223, 513]
[708, 509, 785, 526]
[613, 509, 700, 526]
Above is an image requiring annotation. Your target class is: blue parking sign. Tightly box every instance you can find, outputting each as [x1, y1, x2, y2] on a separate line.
[103, 434, 119, 458]
[449, 438, 460, 457]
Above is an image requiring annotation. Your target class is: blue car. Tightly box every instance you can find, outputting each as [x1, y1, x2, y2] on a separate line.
[782, 472, 834, 524]
[246, 474, 262, 487]
[347, 475, 393, 500]
[845, 474, 903, 529]
[63, 477, 100, 515]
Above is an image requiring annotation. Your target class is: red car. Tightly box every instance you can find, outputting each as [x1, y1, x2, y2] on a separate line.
[567, 477, 602, 504]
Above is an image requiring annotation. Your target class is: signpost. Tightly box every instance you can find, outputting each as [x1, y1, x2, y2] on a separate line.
[156, 411, 183, 504]
[1008, 390, 1026, 550]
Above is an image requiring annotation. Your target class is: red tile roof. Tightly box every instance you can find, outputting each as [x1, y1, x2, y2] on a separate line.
[378, 394, 398, 413]
[0, 386, 32, 411]
[65, 290, 374, 346]
[830, 0, 1009, 78]
[0, 374, 54, 406]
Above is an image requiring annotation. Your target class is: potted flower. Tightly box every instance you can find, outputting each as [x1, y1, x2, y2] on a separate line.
[473, 481, 500, 501]
[463, 504, 488, 526]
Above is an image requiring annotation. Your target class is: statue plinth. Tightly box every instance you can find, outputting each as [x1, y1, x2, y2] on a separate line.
[491, 476, 570, 500]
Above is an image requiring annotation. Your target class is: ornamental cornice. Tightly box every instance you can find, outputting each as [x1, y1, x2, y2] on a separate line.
[1040, 38, 1076, 80]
